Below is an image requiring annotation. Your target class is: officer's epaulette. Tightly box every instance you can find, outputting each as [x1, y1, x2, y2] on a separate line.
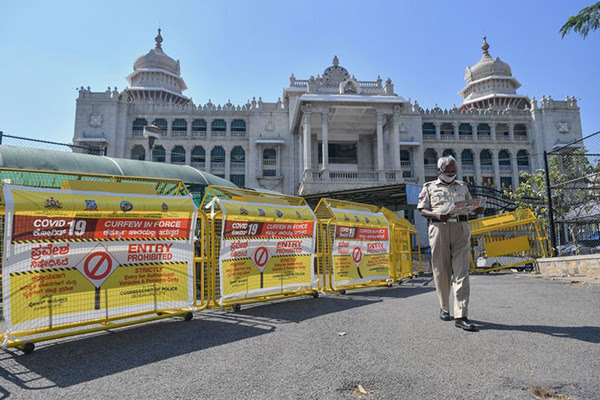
[423, 181, 434, 186]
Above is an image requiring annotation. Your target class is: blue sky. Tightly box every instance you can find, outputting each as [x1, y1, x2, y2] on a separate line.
[1, 0, 598, 144]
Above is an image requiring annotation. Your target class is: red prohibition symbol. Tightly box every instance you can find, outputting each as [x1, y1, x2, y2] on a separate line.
[352, 246, 363, 264]
[83, 251, 113, 280]
[253, 246, 269, 268]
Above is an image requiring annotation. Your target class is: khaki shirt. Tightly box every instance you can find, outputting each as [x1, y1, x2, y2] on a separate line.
[417, 179, 472, 215]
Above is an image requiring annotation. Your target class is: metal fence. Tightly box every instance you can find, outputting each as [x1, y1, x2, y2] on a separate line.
[0, 131, 107, 156]
[545, 131, 600, 256]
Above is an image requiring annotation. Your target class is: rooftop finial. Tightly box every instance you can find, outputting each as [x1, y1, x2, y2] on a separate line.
[155, 28, 163, 49]
[481, 36, 490, 57]
[332, 55, 339, 67]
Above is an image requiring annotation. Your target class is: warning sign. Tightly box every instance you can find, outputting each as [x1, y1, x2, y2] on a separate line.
[252, 246, 270, 271]
[2, 185, 197, 333]
[351, 246, 363, 267]
[75, 245, 117, 288]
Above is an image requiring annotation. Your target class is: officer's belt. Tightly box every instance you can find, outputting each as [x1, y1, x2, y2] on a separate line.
[428, 215, 468, 223]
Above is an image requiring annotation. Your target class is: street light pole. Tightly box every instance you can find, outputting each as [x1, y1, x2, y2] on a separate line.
[143, 124, 163, 162]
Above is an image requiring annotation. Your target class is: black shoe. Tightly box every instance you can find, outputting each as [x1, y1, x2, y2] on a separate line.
[439, 310, 452, 321]
[454, 317, 478, 332]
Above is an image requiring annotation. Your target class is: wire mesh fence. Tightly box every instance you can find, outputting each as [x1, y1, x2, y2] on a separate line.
[0, 132, 106, 156]
[545, 131, 600, 256]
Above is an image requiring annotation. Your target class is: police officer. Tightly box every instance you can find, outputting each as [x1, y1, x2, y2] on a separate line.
[417, 156, 484, 332]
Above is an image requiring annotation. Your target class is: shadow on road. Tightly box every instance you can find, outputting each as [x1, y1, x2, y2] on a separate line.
[346, 286, 435, 299]
[230, 295, 382, 324]
[0, 317, 273, 390]
[474, 320, 600, 344]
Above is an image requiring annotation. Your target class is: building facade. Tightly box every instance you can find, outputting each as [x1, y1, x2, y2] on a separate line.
[73, 31, 583, 198]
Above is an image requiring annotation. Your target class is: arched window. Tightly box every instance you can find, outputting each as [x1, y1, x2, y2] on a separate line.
[514, 124, 527, 141]
[423, 149, 438, 165]
[191, 146, 205, 168]
[440, 123, 453, 139]
[211, 146, 225, 169]
[211, 119, 226, 136]
[477, 123, 491, 140]
[131, 145, 145, 160]
[262, 148, 277, 177]
[192, 119, 207, 137]
[422, 123, 435, 139]
[172, 119, 187, 136]
[152, 145, 166, 162]
[498, 150, 511, 167]
[231, 119, 247, 137]
[461, 149, 474, 165]
[442, 149, 456, 159]
[231, 146, 245, 169]
[132, 118, 147, 135]
[458, 123, 472, 140]
[517, 150, 530, 169]
[171, 146, 186, 164]
[496, 123, 509, 141]
[152, 119, 167, 132]
[480, 149, 492, 170]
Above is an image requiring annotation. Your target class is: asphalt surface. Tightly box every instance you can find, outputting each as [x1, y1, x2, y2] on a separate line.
[0, 273, 598, 400]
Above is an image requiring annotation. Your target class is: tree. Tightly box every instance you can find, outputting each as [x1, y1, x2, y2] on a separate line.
[504, 148, 600, 252]
[560, 2, 600, 38]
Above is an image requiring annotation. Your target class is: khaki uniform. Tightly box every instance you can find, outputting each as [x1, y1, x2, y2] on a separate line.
[417, 179, 472, 318]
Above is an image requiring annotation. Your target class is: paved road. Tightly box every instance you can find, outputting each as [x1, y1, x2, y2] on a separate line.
[0, 273, 598, 399]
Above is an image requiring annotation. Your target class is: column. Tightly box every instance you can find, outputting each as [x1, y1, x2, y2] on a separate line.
[511, 153, 519, 189]
[456, 148, 463, 180]
[376, 110, 385, 181]
[490, 123, 497, 143]
[321, 109, 330, 179]
[302, 105, 312, 180]
[391, 109, 402, 180]
[508, 122, 515, 142]
[186, 118, 192, 137]
[453, 122, 459, 141]
[167, 118, 173, 137]
[492, 149, 501, 190]
[185, 145, 191, 165]
[226, 118, 232, 137]
[434, 122, 441, 141]
[474, 151, 482, 186]
[471, 123, 477, 141]
[224, 146, 231, 180]
[165, 146, 172, 164]
[205, 146, 211, 173]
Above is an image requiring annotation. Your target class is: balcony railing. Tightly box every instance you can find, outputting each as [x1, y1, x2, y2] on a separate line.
[211, 161, 225, 169]
[496, 135, 510, 141]
[231, 131, 246, 137]
[462, 164, 475, 172]
[459, 135, 472, 141]
[424, 165, 437, 174]
[478, 134, 492, 141]
[440, 135, 454, 141]
[402, 170, 414, 178]
[423, 134, 436, 141]
[172, 130, 187, 137]
[191, 131, 206, 138]
[480, 164, 493, 171]
[231, 161, 245, 169]
[499, 165, 512, 171]
[132, 131, 143, 136]
[211, 131, 226, 137]
[262, 159, 276, 166]
[515, 135, 528, 142]
[517, 164, 530, 171]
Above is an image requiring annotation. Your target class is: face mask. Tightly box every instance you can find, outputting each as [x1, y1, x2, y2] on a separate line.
[439, 173, 456, 184]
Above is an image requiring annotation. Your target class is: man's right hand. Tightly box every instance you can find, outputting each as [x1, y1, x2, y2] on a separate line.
[437, 213, 450, 222]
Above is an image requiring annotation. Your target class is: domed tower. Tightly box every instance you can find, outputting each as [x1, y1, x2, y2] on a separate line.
[459, 37, 529, 109]
[125, 29, 189, 104]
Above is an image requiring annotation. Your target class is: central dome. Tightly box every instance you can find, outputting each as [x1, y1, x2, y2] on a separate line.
[465, 37, 512, 83]
[133, 29, 180, 75]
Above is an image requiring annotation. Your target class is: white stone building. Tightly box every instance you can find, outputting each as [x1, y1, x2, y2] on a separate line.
[73, 31, 583, 200]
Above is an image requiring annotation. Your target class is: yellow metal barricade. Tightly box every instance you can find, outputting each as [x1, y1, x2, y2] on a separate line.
[380, 208, 423, 281]
[468, 209, 551, 274]
[0, 168, 197, 354]
[201, 186, 318, 310]
[314, 199, 392, 293]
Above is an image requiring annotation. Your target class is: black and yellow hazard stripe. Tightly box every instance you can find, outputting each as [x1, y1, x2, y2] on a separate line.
[13, 237, 188, 244]
[223, 235, 313, 241]
[10, 267, 77, 276]
[119, 261, 187, 268]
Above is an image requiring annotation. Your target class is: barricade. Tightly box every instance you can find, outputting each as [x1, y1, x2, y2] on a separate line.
[380, 207, 423, 281]
[201, 186, 318, 310]
[0, 168, 197, 353]
[313, 199, 392, 293]
[468, 209, 551, 274]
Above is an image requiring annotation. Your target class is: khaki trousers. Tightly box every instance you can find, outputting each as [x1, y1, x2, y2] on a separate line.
[428, 221, 471, 318]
